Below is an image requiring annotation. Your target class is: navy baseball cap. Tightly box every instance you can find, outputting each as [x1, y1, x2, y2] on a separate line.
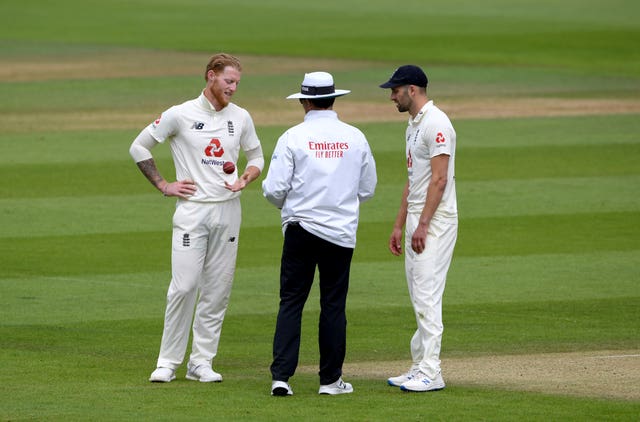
[379, 65, 428, 88]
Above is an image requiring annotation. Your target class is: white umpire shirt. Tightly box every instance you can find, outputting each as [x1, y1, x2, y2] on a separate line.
[262, 110, 377, 248]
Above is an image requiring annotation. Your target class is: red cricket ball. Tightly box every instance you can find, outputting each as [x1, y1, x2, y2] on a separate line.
[223, 161, 236, 174]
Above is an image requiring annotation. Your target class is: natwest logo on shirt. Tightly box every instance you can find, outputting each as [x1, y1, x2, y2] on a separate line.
[435, 132, 446, 143]
[204, 138, 224, 157]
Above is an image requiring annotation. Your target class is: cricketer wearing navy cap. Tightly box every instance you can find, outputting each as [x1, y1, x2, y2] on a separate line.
[379, 65, 428, 88]
[379, 63, 458, 393]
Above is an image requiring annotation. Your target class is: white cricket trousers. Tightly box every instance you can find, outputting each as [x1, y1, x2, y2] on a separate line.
[156, 198, 241, 370]
[404, 212, 457, 379]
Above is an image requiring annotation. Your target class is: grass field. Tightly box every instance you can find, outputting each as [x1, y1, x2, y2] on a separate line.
[1, 0, 639, 420]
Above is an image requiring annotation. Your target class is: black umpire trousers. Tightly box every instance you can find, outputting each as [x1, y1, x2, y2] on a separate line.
[270, 222, 354, 385]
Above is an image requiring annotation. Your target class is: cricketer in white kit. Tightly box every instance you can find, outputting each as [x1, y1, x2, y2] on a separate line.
[380, 65, 458, 392]
[129, 54, 264, 383]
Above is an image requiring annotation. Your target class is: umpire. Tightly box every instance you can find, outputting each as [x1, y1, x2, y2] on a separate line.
[262, 72, 377, 396]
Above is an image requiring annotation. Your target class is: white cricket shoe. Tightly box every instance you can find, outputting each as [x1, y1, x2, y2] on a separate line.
[400, 371, 445, 392]
[318, 377, 353, 395]
[186, 363, 222, 382]
[271, 380, 293, 396]
[387, 368, 420, 387]
[149, 367, 176, 383]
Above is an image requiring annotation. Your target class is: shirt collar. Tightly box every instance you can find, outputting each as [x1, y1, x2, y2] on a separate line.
[198, 91, 227, 112]
[304, 109, 338, 121]
[410, 100, 433, 124]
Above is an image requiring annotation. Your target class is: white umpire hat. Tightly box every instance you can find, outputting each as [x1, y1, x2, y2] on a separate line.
[287, 71, 351, 99]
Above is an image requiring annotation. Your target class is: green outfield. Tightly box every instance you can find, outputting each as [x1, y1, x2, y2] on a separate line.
[1, 0, 639, 420]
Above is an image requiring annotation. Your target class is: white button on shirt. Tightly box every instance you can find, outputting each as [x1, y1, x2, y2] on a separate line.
[262, 110, 377, 248]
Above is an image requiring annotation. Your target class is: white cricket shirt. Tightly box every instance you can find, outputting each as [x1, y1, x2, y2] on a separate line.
[147, 92, 261, 202]
[406, 100, 457, 219]
[262, 110, 377, 248]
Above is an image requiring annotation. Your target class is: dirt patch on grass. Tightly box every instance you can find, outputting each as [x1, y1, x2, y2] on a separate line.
[0, 50, 202, 81]
[299, 350, 640, 400]
[0, 50, 384, 81]
[5, 96, 640, 133]
[441, 97, 640, 120]
[335, 98, 640, 123]
[440, 350, 640, 400]
[3, 50, 640, 132]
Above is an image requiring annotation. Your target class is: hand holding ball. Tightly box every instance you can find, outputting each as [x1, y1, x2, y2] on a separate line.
[223, 161, 236, 174]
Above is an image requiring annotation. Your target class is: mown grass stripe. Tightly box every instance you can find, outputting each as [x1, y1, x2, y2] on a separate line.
[1, 211, 637, 278]
[2, 175, 638, 238]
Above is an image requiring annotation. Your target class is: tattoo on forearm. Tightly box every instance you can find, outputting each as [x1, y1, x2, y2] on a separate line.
[136, 158, 164, 188]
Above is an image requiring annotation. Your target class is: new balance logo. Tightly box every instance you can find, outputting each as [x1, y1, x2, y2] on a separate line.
[191, 122, 205, 130]
[228, 236, 236, 243]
